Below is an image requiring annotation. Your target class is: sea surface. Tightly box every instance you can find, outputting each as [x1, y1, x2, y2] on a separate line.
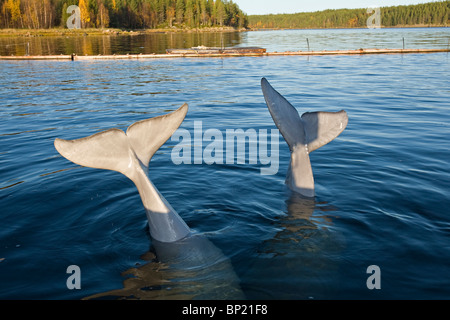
[0, 28, 449, 300]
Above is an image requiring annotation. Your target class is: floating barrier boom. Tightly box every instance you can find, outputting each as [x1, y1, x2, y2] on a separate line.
[1, 48, 449, 60]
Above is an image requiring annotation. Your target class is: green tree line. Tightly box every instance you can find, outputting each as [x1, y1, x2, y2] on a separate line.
[249, 1, 449, 29]
[0, 0, 248, 29]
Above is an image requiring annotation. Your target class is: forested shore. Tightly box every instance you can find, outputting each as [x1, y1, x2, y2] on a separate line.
[0, 0, 248, 30]
[248, 1, 449, 29]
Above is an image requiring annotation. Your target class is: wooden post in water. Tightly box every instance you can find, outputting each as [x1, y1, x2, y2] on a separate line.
[306, 38, 310, 51]
[447, 38, 449, 57]
[403, 37, 405, 50]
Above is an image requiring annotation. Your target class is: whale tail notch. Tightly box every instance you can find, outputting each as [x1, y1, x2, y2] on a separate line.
[261, 77, 348, 197]
[54, 104, 189, 178]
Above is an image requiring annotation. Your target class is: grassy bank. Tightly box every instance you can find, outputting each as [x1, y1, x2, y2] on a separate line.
[0, 26, 246, 37]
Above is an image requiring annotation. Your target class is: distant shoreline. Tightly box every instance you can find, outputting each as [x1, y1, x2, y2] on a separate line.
[0, 24, 447, 37]
[249, 24, 448, 31]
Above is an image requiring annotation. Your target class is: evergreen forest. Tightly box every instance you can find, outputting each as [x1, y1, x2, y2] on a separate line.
[0, 0, 248, 29]
[1, 0, 448, 31]
[249, 1, 449, 29]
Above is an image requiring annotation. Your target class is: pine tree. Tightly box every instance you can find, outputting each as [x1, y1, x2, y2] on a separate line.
[97, 1, 109, 28]
[200, 0, 207, 25]
[194, 0, 200, 27]
[185, 0, 194, 27]
[215, 0, 225, 26]
[176, 0, 184, 24]
[167, 0, 175, 27]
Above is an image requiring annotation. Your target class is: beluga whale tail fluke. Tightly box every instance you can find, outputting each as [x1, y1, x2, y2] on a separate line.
[261, 77, 348, 198]
[54, 104, 191, 243]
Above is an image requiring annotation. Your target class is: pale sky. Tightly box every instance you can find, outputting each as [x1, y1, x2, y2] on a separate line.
[235, 0, 443, 15]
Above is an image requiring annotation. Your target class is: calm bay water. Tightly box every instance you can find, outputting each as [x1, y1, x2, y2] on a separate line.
[0, 28, 450, 300]
[1, 27, 449, 56]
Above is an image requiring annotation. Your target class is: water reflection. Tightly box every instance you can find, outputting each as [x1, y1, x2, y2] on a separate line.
[84, 234, 245, 300]
[242, 192, 342, 299]
[84, 251, 194, 300]
[1, 28, 448, 56]
[0, 32, 243, 56]
[260, 193, 337, 257]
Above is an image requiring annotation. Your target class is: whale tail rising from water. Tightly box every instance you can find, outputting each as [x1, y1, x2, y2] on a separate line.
[54, 104, 191, 243]
[261, 77, 348, 198]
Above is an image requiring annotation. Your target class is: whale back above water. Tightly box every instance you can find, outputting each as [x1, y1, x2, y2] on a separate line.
[261, 77, 348, 197]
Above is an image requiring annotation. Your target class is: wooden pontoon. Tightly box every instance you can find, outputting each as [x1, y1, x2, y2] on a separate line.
[166, 46, 267, 55]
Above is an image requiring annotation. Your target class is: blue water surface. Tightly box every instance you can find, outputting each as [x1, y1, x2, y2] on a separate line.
[0, 29, 449, 300]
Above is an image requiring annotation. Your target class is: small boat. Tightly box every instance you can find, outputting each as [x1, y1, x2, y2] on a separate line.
[166, 45, 266, 55]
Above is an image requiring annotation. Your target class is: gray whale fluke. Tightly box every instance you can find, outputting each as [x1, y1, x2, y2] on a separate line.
[261, 77, 348, 197]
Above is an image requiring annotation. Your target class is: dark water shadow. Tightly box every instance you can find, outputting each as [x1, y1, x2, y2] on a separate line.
[241, 192, 344, 300]
[83, 233, 245, 300]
